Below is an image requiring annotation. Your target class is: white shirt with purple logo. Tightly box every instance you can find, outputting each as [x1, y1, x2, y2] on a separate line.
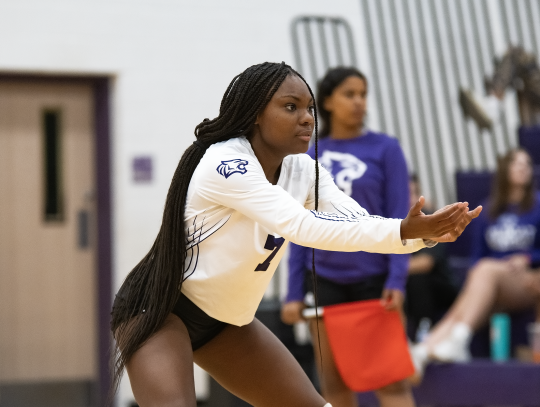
[181, 136, 427, 326]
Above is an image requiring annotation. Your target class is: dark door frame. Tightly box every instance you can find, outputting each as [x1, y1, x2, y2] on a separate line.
[0, 72, 113, 406]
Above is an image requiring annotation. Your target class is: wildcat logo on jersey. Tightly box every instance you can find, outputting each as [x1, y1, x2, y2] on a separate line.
[216, 159, 249, 179]
[319, 150, 367, 196]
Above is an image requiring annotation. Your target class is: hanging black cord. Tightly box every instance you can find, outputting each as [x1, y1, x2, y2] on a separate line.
[311, 103, 323, 375]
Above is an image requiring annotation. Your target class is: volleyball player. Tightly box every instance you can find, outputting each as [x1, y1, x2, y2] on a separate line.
[111, 62, 481, 407]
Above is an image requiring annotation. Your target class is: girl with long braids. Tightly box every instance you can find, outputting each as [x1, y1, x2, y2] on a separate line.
[111, 62, 481, 407]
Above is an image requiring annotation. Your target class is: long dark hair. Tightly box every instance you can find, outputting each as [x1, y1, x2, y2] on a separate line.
[316, 66, 367, 138]
[488, 148, 536, 219]
[109, 62, 320, 398]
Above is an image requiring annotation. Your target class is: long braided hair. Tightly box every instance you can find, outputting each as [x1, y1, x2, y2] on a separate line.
[110, 61, 322, 397]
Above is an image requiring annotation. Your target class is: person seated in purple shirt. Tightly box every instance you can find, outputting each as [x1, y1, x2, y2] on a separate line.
[281, 67, 416, 407]
[412, 148, 540, 377]
[406, 174, 458, 340]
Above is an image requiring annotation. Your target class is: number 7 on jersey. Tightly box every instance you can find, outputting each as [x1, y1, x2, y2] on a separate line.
[255, 234, 285, 271]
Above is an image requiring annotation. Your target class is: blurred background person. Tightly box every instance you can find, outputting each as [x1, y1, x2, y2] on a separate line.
[281, 67, 414, 407]
[405, 174, 458, 342]
[413, 148, 540, 375]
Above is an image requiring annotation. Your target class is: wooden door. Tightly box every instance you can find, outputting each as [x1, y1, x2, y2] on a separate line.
[0, 82, 97, 382]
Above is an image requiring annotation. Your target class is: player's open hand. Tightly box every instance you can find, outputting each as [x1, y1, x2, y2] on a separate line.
[400, 196, 482, 242]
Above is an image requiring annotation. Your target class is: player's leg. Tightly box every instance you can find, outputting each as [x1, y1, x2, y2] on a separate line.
[309, 319, 358, 407]
[374, 380, 415, 407]
[194, 318, 327, 407]
[124, 313, 197, 407]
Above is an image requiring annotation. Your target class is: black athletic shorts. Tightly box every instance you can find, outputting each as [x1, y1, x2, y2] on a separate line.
[171, 293, 228, 350]
[112, 287, 228, 351]
[307, 273, 387, 307]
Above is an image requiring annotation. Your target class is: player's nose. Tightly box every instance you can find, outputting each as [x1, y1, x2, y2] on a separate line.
[300, 109, 314, 126]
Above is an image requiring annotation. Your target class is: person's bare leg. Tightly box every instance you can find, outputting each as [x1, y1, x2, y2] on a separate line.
[424, 259, 504, 350]
[375, 380, 415, 407]
[194, 318, 327, 407]
[456, 261, 537, 328]
[448, 260, 504, 330]
[492, 268, 538, 313]
[533, 272, 540, 321]
[308, 319, 358, 407]
[425, 259, 538, 352]
[423, 303, 460, 349]
[124, 314, 197, 407]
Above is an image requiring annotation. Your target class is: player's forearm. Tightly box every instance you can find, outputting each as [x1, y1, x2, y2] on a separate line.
[281, 212, 426, 254]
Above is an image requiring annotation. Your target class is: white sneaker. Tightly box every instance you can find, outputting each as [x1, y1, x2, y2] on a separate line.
[409, 343, 429, 385]
[431, 336, 471, 363]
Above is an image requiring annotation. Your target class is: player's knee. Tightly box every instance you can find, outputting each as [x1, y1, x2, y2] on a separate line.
[375, 379, 411, 395]
[132, 377, 197, 407]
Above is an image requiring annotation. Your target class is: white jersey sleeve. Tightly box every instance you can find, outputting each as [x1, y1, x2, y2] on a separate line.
[197, 146, 425, 254]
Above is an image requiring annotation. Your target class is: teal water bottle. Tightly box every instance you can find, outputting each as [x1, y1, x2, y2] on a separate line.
[490, 313, 511, 361]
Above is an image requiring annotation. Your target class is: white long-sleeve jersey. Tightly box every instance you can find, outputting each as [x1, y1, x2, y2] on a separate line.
[181, 137, 427, 326]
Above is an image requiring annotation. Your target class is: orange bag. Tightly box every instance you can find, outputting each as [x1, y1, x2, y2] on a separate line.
[322, 299, 414, 392]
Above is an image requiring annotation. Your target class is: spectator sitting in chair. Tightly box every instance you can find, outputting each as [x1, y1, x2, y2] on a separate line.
[412, 148, 540, 377]
[406, 175, 458, 341]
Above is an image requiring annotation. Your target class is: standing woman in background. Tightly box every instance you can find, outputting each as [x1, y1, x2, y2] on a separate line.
[282, 67, 415, 407]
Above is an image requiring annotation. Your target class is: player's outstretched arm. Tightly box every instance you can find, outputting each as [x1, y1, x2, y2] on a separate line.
[400, 196, 482, 243]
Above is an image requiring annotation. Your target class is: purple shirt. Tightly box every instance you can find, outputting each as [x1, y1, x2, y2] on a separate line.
[286, 131, 410, 302]
[471, 193, 540, 266]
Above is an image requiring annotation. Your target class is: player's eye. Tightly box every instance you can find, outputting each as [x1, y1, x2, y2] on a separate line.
[308, 105, 315, 115]
[286, 103, 296, 111]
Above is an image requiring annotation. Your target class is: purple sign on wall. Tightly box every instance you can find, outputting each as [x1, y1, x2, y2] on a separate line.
[133, 156, 153, 183]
